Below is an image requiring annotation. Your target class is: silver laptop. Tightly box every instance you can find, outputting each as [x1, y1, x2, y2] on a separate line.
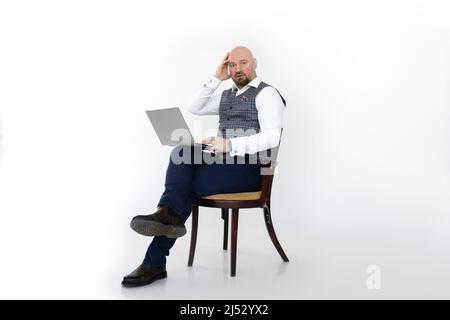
[145, 107, 213, 151]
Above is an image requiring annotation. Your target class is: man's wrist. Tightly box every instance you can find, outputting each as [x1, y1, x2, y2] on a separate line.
[204, 76, 222, 89]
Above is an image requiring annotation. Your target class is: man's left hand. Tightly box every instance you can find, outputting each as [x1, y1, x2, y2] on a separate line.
[201, 136, 231, 153]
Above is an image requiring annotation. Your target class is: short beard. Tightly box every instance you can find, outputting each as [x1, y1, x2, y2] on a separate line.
[232, 75, 250, 88]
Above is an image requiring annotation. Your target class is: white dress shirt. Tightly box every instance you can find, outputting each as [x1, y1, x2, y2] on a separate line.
[188, 76, 285, 157]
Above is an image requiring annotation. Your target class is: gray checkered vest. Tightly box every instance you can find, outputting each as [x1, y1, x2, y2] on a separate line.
[218, 81, 286, 163]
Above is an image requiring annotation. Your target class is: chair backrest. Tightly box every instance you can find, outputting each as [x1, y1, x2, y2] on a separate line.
[257, 129, 283, 206]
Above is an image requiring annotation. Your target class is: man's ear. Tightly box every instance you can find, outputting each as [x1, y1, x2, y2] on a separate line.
[254, 58, 258, 69]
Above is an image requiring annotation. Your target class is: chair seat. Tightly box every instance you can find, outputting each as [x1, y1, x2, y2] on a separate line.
[202, 191, 262, 201]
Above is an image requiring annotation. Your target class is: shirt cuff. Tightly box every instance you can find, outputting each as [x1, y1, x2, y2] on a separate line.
[229, 137, 247, 157]
[204, 76, 222, 89]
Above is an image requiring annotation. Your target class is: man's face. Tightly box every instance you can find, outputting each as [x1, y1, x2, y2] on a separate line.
[228, 51, 257, 88]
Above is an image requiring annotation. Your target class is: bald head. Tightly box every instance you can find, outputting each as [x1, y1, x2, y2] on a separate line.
[228, 46, 257, 88]
[229, 46, 255, 60]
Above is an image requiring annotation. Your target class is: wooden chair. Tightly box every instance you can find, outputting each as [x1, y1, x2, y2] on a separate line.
[187, 135, 289, 276]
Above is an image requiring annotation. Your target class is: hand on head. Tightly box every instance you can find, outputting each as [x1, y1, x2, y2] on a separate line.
[214, 46, 257, 88]
[214, 52, 230, 81]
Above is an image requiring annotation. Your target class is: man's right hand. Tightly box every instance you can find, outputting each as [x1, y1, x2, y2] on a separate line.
[214, 52, 230, 81]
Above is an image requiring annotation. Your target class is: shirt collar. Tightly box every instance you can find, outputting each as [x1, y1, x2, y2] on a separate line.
[232, 76, 261, 92]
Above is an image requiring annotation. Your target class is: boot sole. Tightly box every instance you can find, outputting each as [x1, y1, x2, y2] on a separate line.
[121, 271, 167, 288]
[130, 219, 187, 238]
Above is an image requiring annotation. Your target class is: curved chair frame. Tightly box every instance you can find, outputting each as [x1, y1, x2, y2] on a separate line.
[187, 134, 289, 276]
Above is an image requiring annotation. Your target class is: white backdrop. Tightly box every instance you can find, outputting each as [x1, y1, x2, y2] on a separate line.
[1, 0, 450, 299]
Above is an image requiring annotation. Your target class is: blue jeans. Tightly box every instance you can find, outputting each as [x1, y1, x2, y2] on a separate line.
[144, 145, 262, 267]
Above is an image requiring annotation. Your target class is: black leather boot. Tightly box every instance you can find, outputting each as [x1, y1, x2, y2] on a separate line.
[130, 206, 187, 238]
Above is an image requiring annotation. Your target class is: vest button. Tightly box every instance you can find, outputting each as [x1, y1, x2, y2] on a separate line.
[229, 107, 232, 110]
[227, 117, 230, 120]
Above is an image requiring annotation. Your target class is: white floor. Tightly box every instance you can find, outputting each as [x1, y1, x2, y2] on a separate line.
[106, 207, 450, 300]
[1, 193, 449, 299]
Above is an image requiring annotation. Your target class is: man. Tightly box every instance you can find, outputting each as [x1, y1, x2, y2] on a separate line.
[122, 46, 286, 287]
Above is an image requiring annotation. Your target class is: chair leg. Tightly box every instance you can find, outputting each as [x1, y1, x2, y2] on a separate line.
[188, 205, 199, 267]
[222, 208, 229, 250]
[230, 208, 239, 277]
[263, 204, 289, 262]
